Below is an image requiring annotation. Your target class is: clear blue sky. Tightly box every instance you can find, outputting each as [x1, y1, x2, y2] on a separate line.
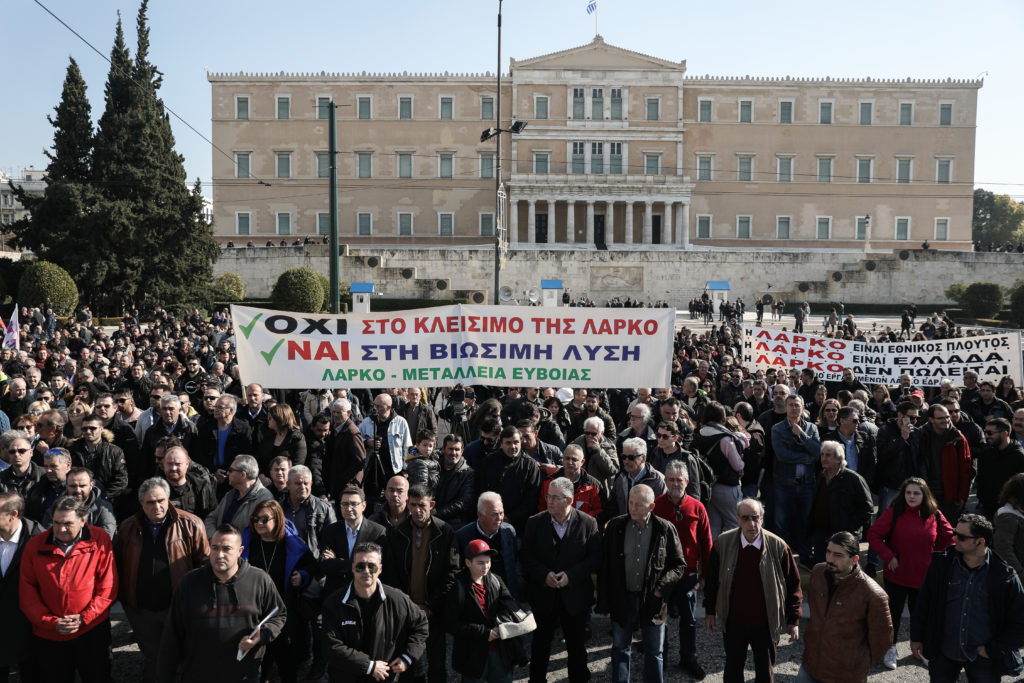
[5, 0, 1023, 200]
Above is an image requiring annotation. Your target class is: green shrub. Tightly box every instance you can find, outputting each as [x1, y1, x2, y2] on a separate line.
[315, 272, 330, 311]
[17, 261, 78, 316]
[271, 267, 324, 313]
[960, 282, 1004, 319]
[1008, 279, 1024, 328]
[212, 272, 245, 302]
[944, 283, 966, 306]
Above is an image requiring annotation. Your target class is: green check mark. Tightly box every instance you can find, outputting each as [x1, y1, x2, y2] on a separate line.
[239, 313, 263, 339]
[261, 339, 285, 365]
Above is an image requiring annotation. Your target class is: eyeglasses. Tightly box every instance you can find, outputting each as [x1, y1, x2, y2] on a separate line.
[80, 426, 99, 432]
[622, 454, 641, 461]
[823, 408, 838, 413]
[954, 532, 978, 541]
[7, 447, 31, 454]
[227, 467, 243, 473]
[204, 395, 219, 401]
[354, 562, 379, 574]
[253, 516, 273, 524]
[656, 433, 673, 440]
[115, 398, 129, 404]
[69, 410, 85, 416]
[583, 431, 600, 437]
[740, 515, 762, 522]
[339, 501, 362, 508]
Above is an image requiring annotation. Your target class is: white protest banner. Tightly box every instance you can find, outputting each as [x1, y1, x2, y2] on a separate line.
[231, 304, 675, 389]
[742, 327, 1024, 387]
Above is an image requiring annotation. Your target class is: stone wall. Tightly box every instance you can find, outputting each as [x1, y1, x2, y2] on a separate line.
[213, 245, 1022, 308]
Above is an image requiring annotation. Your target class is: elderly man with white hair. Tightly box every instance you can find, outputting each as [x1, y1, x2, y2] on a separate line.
[358, 393, 411, 507]
[570, 415, 620, 499]
[807, 440, 873, 565]
[609, 437, 666, 518]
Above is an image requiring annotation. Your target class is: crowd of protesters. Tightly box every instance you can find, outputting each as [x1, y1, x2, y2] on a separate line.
[0, 302, 1022, 683]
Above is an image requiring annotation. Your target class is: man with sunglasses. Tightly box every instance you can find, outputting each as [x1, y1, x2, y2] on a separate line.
[322, 541, 429, 683]
[609, 438, 666, 519]
[0, 431, 45, 496]
[911, 514, 1024, 681]
[975, 418, 1024, 519]
[69, 414, 129, 504]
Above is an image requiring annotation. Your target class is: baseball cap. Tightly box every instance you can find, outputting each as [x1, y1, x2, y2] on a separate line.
[465, 539, 498, 559]
[911, 390, 925, 398]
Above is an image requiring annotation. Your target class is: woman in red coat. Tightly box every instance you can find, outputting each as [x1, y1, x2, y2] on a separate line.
[868, 476, 954, 670]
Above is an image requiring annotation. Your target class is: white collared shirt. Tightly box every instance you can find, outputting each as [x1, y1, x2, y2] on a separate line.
[0, 521, 24, 577]
[740, 532, 763, 551]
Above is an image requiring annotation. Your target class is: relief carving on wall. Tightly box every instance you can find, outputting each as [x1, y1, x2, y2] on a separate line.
[590, 266, 643, 291]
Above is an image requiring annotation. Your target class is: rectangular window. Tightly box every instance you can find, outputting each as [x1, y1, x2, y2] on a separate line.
[860, 102, 873, 125]
[699, 99, 712, 122]
[533, 153, 549, 174]
[357, 153, 371, 179]
[737, 216, 751, 239]
[357, 213, 372, 236]
[236, 96, 249, 120]
[440, 97, 453, 120]
[398, 153, 412, 179]
[317, 97, 331, 120]
[316, 152, 329, 179]
[235, 152, 250, 179]
[940, 103, 952, 126]
[480, 153, 494, 179]
[856, 216, 869, 240]
[318, 213, 330, 236]
[480, 213, 494, 237]
[935, 218, 949, 241]
[858, 159, 872, 184]
[277, 213, 291, 235]
[896, 217, 910, 240]
[776, 216, 791, 239]
[591, 88, 604, 120]
[738, 156, 752, 182]
[532, 96, 549, 121]
[572, 88, 584, 119]
[439, 153, 453, 178]
[236, 212, 250, 235]
[697, 155, 712, 181]
[399, 97, 413, 120]
[276, 153, 291, 179]
[777, 157, 792, 182]
[438, 212, 454, 236]
[779, 100, 792, 124]
[816, 217, 831, 239]
[646, 98, 660, 121]
[819, 101, 832, 124]
[277, 96, 290, 120]
[481, 96, 494, 121]
[572, 142, 585, 174]
[897, 159, 912, 184]
[357, 96, 371, 120]
[696, 215, 712, 239]
[937, 159, 951, 184]
[645, 154, 660, 175]
[610, 89, 623, 120]
[817, 158, 832, 183]
[739, 99, 752, 123]
[591, 143, 604, 174]
[899, 102, 913, 126]
[609, 142, 622, 174]
[398, 212, 413, 236]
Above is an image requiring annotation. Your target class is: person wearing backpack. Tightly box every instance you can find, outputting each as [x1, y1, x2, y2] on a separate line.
[694, 402, 747, 541]
[867, 477, 954, 670]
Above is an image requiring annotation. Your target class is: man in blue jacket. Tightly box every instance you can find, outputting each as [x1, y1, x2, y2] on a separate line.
[770, 394, 821, 564]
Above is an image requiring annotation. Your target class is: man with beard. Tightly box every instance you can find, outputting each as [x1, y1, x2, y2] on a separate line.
[912, 404, 972, 524]
[359, 394, 411, 508]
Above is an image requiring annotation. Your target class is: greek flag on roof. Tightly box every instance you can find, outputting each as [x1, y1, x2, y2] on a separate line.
[586, 0, 596, 15]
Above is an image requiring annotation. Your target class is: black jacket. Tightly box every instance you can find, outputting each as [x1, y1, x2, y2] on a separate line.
[821, 426, 878, 490]
[444, 569, 522, 678]
[520, 509, 601, 617]
[475, 452, 542, 534]
[191, 417, 253, 472]
[912, 548, 1024, 676]
[976, 442, 1024, 516]
[321, 580, 429, 682]
[381, 516, 459, 615]
[68, 439, 129, 500]
[0, 517, 44, 667]
[0, 463, 46, 497]
[433, 458, 476, 530]
[598, 513, 685, 626]
[813, 467, 873, 535]
[140, 417, 198, 479]
[875, 422, 917, 491]
[319, 518, 388, 598]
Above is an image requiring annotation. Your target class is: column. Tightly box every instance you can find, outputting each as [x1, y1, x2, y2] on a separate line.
[625, 201, 634, 245]
[509, 200, 518, 247]
[664, 201, 673, 246]
[585, 200, 595, 246]
[681, 201, 690, 248]
[527, 199, 536, 244]
[605, 201, 614, 245]
[643, 200, 653, 245]
[566, 200, 575, 245]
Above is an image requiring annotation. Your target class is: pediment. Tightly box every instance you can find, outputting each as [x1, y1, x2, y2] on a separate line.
[511, 35, 685, 73]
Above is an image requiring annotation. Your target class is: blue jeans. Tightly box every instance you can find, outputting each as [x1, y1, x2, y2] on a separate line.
[773, 478, 815, 561]
[463, 649, 513, 683]
[795, 666, 824, 683]
[664, 574, 700, 664]
[611, 593, 665, 683]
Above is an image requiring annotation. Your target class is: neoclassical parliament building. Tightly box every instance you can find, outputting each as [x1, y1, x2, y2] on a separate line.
[209, 36, 980, 252]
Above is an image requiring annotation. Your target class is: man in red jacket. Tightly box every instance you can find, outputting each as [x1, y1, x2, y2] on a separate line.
[19, 495, 118, 682]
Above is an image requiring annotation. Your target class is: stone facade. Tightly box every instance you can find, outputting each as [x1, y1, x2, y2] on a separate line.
[214, 246, 1017, 309]
[209, 36, 980, 252]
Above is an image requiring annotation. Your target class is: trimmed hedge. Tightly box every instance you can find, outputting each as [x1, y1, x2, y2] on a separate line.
[960, 282, 1004, 320]
[271, 267, 324, 313]
[17, 261, 78, 316]
[212, 272, 245, 302]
